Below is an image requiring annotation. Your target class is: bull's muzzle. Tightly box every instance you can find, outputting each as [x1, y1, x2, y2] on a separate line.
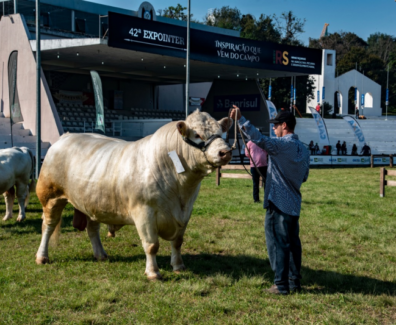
[219, 150, 232, 163]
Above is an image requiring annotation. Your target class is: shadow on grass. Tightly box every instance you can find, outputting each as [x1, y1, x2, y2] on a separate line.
[0, 215, 74, 235]
[52, 250, 396, 296]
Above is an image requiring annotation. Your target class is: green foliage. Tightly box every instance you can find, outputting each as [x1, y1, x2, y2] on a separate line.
[260, 76, 316, 112]
[158, 4, 193, 21]
[275, 11, 306, 46]
[322, 101, 333, 116]
[1, 168, 396, 323]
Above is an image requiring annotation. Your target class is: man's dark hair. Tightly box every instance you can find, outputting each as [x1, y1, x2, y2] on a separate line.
[286, 118, 296, 131]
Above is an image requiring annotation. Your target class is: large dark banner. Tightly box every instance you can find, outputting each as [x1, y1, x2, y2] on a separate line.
[108, 12, 322, 75]
[213, 94, 260, 112]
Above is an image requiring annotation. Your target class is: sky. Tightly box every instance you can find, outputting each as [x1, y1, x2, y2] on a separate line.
[92, 0, 396, 45]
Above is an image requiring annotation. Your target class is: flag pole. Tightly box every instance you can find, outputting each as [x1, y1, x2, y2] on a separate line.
[185, 0, 190, 119]
[36, 0, 41, 178]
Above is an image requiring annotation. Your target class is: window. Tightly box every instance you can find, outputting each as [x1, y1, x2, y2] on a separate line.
[327, 53, 333, 66]
[75, 18, 86, 33]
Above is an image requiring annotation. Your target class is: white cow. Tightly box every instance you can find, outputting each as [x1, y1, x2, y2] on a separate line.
[35, 110, 233, 279]
[1, 147, 35, 222]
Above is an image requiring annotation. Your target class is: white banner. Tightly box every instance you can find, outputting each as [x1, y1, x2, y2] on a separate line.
[342, 116, 366, 148]
[309, 107, 330, 145]
[266, 100, 277, 138]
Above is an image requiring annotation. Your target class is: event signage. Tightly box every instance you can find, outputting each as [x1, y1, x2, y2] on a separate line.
[386, 89, 389, 105]
[266, 100, 278, 138]
[108, 12, 322, 74]
[322, 86, 325, 100]
[213, 94, 260, 112]
[268, 85, 272, 99]
[342, 116, 365, 147]
[309, 107, 330, 145]
[317, 90, 320, 102]
[361, 94, 365, 106]
[309, 156, 372, 166]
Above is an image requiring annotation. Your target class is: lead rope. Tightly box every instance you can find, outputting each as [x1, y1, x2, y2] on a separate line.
[226, 107, 265, 180]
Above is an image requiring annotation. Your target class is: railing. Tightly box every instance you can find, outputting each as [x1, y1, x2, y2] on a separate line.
[380, 168, 396, 197]
[216, 164, 264, 187]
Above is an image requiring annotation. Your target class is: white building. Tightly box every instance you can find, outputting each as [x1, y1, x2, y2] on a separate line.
[307, 49, 382, 117]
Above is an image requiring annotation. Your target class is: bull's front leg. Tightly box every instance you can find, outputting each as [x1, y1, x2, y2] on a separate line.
[171, 230, 186, 273]
[86, 219, 108, 261]
[3, 187, 15, 221]
[15, 183, 28, 222]
[134, 207, 161, 280]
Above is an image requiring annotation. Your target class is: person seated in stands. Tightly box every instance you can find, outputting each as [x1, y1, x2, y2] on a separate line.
[361, 143, 371, 156]
[351, 144, 358, 156]
[341, 141, 347, 155]
[336, 140, 341, 155]
[314, 143, 320, 154]
[309, 140, 315, 155]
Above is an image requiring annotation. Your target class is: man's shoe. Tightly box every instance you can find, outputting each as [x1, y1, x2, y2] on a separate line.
[254, 200, 261, 203]
[265, 285, 289, 295]
[290, 286, 302, 293]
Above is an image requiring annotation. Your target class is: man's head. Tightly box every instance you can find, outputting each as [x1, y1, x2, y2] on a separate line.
[269, 111, 296, 137]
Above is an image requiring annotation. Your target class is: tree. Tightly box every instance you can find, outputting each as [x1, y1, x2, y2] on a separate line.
[309, 32, 367, 63]
[275, 11, 306, 46]
[158, 4, 193, 21]
[260, 76, 316, 113]
[204, 6, 241, 30]
[367, 33, 395, 66]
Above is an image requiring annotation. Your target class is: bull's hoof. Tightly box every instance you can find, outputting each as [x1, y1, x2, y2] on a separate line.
[145, 272, 163, 281]
[173, 265, 186, 273]
[95, 254, 108, 262]
[36, 256, 49, 265]
[2, 215, 12, 221]
[107, 232, 115, 238]
[16, 215, 26, 222]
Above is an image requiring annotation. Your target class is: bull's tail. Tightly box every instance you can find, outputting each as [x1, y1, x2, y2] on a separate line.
[49, 216, 62, 247]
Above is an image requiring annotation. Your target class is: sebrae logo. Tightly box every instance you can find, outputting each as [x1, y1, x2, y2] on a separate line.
[273, 50, 289, 65]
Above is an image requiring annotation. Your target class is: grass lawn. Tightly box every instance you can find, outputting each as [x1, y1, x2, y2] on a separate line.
[1, 167, 396, 324]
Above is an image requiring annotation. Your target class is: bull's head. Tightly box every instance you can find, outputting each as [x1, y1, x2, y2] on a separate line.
[176, 110, 233, 169]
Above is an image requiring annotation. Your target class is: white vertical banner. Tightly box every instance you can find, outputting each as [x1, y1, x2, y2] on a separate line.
[309, 107, 330, 145]
[266, 100, 277, 138]
[343, 116, 366, 148]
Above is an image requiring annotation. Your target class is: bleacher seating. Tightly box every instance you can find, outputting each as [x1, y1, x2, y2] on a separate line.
[56, 104, 187, 135]
[295, 117, 396, 155]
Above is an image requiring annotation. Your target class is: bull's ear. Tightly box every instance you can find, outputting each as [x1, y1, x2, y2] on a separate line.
[176, 121, 189, 137]
[218, 117, 233, 133]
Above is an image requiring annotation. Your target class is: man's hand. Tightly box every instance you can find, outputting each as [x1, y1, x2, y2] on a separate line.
[230, 105, 242, 120]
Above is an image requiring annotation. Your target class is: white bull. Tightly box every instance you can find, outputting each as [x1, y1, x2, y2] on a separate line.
[35, 110, 233, 279]
[1, 147, 35, 222]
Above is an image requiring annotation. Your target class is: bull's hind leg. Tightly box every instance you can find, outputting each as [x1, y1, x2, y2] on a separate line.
[171, 231, 186, 273]
[36, 199, 67, 264]
[3, 187, 15, 221]
[15, 182, 29, 222]
[86, 219, 108, 261]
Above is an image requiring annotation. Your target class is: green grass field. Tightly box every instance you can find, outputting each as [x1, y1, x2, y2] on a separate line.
[1, 167, 396, 324]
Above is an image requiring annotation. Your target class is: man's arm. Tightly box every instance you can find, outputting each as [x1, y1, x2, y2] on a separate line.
[237, 116, 281, 156]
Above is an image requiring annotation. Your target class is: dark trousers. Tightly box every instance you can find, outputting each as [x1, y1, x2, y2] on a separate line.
[337, 148, 341, 155]
[265, 203, 302, 293]
[251, 166, 267, 202]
